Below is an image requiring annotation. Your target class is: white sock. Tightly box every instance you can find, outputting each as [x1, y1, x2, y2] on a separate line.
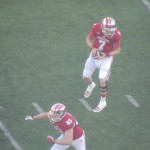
[89, 82, 93, 87]
[99, 96, 106, 105]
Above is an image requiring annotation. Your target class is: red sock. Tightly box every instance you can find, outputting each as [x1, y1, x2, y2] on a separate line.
[101, 94, 106, 98]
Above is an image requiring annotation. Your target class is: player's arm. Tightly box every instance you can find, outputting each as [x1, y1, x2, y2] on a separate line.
[55, 127, 73, 145]
[86, 33, 99, 58]
[109, 47, 120, 56]
[33, 112, 49, 120]
[86, 34, 94, 48]
[104, 40, 121, 57]
[25, 112, 49, 120]
[100, 47, 120, 59]
[110, 40, 121, 56]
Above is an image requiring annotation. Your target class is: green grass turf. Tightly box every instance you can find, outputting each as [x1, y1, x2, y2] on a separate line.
[0, 0, 150, 150]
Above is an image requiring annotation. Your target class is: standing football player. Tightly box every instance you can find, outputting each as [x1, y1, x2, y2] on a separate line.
[25, 103, 86, 150]
[83, 17, 122, 112]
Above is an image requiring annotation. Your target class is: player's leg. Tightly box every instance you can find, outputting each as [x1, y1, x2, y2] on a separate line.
[50, 134, 70, 150]
[71, 131, 86, 150]
[93, 57, 113, 112]
[83, 57, 96, 98]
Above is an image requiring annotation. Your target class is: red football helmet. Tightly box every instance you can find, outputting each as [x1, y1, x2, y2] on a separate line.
[101, 17, 117, 37]
[48, 103, 66, 122]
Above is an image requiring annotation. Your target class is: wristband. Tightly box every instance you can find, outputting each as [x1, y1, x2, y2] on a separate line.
[105, 52, 110, 56]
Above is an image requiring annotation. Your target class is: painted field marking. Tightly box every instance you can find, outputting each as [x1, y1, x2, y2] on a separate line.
[0, 121, 23, 150]
[78, 98, 93, 111]
[142, 0, 150, 10]
[32, 102, 45, 113]
[125, 95, 140, 107]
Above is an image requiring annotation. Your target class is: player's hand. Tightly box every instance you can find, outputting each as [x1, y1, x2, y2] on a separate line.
[91, 49, 106, 59]
[47, 136, 55, 143]
[25, 115, 34, 120]
[91, 48, 99, 57]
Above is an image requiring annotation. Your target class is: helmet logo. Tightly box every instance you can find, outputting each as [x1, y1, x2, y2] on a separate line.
[49, 103, 66, 122]
[101, 17, 117, 37]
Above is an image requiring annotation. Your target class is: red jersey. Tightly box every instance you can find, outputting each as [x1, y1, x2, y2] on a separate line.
[88, 23, 122, 53]
[53, 112, 83, 140]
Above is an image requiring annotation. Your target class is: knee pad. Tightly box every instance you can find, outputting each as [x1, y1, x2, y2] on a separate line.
[99, 83, 108, 93]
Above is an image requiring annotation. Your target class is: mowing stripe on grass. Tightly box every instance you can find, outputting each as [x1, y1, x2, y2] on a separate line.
[142, 0, 150, 9]
[32, 102, 45, 113]
[125, 95, 140, 107]
[78, 98, 93, 111]
[0, 121, 23, 150]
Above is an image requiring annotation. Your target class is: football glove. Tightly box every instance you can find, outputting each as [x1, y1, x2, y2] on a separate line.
[47, 136, 55, 143]
[25, 115, 34, 120]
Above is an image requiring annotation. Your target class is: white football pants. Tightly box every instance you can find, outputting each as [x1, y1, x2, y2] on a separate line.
[83, 54, 113, 80]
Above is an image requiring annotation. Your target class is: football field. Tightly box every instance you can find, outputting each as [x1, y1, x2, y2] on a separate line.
[0, 0, 150, 150]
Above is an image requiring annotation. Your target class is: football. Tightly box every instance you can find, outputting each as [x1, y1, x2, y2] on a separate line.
[95, 50, 103, 57]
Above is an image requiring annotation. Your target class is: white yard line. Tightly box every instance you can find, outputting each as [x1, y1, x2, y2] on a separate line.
[125, 95, 140, 107]
[0, 121, 23, 150]
[32, 102, 45, 113]
[78, 98, 93, 111]
[142, 0, 150, 10]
